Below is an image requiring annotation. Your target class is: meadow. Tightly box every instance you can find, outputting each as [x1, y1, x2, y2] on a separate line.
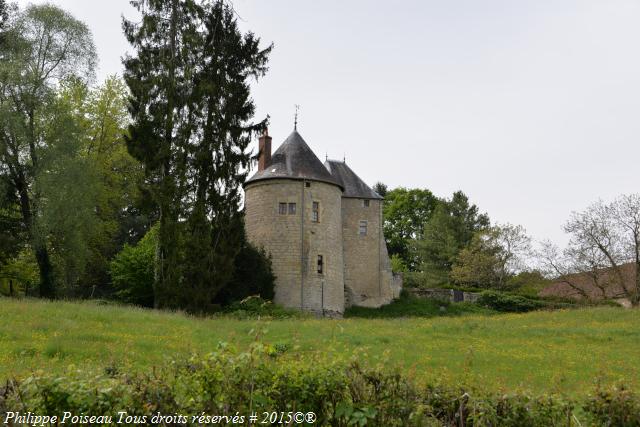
[1, 297, 638, 397]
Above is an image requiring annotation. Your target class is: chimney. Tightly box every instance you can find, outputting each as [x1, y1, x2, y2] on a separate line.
[258, 128, 272, 171]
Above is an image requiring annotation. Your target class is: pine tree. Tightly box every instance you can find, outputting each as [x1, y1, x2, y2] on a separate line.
[123, 0, 271, 311]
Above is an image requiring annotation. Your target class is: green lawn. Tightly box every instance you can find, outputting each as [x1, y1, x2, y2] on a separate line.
[1, 297, 638, 396]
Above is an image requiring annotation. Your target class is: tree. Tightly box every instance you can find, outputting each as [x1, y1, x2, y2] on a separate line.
[0, 4, 96, 297]
[110, 225, 157, 307]
[60, 76, 145, 296]
[373, 182, 388, 198]
[451, 223, 531, 289]
[382, 187, 438, 269]
[412, 191, 489, 286]
[539, 194, 640, 305]
[123, 0, 272, 312]
[123, 0, 204, 308]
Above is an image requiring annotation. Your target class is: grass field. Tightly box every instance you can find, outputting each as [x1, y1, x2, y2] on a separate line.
[1, 297, 639, 397]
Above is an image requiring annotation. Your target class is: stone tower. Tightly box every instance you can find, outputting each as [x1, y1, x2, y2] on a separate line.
[244, 128, 402, 316]
[244, 129, 345, 316]
[324, 160, 397, 308]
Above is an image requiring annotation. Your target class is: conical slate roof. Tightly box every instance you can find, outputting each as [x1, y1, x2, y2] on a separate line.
[245, 130, 342, 188]
[324, 160, 382, 200]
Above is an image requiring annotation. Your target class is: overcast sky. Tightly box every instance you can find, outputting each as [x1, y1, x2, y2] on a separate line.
[17, 0, 640, 246]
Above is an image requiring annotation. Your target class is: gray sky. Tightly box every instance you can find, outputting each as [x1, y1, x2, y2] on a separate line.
[17, 0, 640, 246]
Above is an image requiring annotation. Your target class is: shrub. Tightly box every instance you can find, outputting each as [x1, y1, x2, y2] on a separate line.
[110, 228, 276, 310]
[222, 295, 301, 319]
[477, 290, 545, 313]
[109, 225, 157, 307]
[214, 241, 275, 306]
[3, 346, 638, 426]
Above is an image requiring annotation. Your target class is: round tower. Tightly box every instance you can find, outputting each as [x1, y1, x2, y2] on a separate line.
[243, 129, 344, 316]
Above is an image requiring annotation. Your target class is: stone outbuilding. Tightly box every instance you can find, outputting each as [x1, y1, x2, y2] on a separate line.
[243, 128, 401, 317]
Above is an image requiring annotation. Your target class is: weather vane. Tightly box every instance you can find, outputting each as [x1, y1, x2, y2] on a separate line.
[294, 104, 300, 130]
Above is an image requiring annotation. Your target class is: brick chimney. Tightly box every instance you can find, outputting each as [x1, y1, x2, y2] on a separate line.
[258, 128, 272, 171]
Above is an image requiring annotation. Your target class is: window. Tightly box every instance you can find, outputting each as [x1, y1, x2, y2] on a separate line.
[312, 201, 320, 222]
[317, 255, 323, 274]
[305, 182, 311, 188]
[363, 200, 370, 207]
[288, 202, 296, 215]
[359, 220, 368, 236]
[279, 203, 287, 215]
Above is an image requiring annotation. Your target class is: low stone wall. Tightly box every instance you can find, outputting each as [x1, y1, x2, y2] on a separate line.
[407, 287, 480, 303]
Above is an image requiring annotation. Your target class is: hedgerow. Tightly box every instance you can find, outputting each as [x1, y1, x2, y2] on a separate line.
[1, 344, 638, 426]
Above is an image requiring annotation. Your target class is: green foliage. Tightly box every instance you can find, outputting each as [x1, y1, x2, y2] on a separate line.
[215, 240, 275, 306]
[0, 248, 38, 296]
[585, 383, 640, 426]
[222, 296, 302, 319]
[382, 187, 438, 269]
[3, 345, 638, 426]
[345, 292, 494, 318]
[451, 224, 532, 290]
[123, 0, 272, 312]
[477, 291, 545, 313]
[0, 3, 97, 297]
[390, 254, 407, 273]
[110, 226, 276, 310]
[506, 270, 550, 297]
[110, 225, 157, 307]
[412, 191, 490, 286]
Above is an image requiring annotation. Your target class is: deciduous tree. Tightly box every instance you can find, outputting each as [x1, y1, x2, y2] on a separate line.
[0, 4, 96, 297]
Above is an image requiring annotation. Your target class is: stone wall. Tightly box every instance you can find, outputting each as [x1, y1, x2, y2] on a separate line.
[407, 287, 480, 303]
[244, 179, 344, 315]
[342, 198, 398, 308]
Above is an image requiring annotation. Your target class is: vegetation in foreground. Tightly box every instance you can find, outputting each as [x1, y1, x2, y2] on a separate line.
[2, 342, 639, 427]
[1, 298, 639, 398]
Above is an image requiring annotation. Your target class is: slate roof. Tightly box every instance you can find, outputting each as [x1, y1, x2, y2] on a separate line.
[245, 130, 342, 189]
[324, 160, 382, 200]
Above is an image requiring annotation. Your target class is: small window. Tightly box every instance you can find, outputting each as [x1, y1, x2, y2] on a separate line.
[363, 200, 370, 207]
[317, 255, 323, 274]
[279, 203, 287, 215]
[312, 201, 320, 222]
[305, 182, 311, 188]
[359, 220, 368, 236]
[288, 202, 296, 215]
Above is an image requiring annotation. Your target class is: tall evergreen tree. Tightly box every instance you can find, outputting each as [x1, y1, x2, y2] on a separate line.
[123, 0, 271, 311]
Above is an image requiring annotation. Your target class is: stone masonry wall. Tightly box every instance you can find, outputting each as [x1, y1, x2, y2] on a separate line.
[342, 198, 396, 307]
[244, 179, 344, 315]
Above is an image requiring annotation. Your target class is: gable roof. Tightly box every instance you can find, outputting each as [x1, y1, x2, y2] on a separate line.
[245, 130, 342, 189]
[324, 160, 382, 200]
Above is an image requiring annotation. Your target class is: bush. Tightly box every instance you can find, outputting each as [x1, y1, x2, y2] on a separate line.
[110, 227, 276, 310]
[214, 241, 275, 306]
[222, 295, 301, 319]
[477, 291, 545, 313]
[109, 225, 157, 307]
[3, 346, 638, 426]
[345, 291, 494, 319]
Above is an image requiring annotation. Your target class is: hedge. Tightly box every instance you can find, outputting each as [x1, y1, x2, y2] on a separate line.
[1, 344, 638, 426]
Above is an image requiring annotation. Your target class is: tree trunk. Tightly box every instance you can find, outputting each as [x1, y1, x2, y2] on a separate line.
[13, 168, 56, 299]
[35, 244, 55, 298]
